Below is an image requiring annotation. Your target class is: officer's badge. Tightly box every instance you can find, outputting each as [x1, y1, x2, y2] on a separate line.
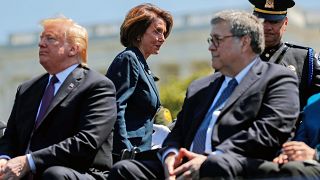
[287, 65, 296, 73]
[68, 83, 75, 89]
[265, 53, 270, 58]
[265, 0, 274, 9]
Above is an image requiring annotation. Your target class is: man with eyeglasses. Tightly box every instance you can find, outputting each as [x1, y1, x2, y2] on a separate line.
[249, 0, 320, 110]
[108, 10, 299, 179]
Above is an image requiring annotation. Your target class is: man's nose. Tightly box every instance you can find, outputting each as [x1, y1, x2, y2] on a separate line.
[38, 38, 46, 47]
[263, 22, 272, 30]
[208, 43, 217, 52]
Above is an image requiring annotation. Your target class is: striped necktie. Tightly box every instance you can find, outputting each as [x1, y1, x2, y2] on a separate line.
[192, 78, 238, 154]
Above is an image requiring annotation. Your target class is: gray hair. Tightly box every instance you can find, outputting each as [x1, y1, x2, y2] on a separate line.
[211, 10, 265, 54]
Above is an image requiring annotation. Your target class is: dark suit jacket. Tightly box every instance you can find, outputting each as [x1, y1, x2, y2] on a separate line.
[106, 47, 160, 154]
[0, 65, 117, 174]
[161, 59, 300, 161]
[261, 42, 320, 109]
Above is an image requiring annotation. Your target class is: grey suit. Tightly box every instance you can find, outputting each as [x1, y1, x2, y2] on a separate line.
[108, 58, 300, 179]
[163, 59, 300, 178]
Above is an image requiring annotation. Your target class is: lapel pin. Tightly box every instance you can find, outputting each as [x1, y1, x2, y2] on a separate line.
[147, 70, 152, 75]
[287, 65, 296, 73]
[68, 83, 75, 89]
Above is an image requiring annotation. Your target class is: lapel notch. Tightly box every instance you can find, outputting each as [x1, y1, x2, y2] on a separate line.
[36, 67, 84, 128]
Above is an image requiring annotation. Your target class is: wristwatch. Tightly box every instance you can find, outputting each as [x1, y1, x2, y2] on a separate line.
[314, 144, 320, 161]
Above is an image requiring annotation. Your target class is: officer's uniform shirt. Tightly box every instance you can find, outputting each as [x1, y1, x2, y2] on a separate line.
[249, 0, 320, 109]
[261, 43, 282, 61]
[260, 41, 320, 109]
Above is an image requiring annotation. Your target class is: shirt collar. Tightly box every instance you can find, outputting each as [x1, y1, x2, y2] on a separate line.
[49, 64, 79, 84]
[224, 56, 258, 84]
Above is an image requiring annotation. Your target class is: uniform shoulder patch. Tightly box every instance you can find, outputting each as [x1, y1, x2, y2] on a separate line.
[284, 42, 311, 50]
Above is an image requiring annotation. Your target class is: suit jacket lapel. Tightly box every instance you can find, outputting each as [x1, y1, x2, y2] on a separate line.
[195, 75, 224, 122]
[187, 74, 224, 144]
[146, 70, 160, 102]
[37, 67, 84, 128]
[138, 60, 160, 105]
[221, 60, 262, 114]
[132, 47, 160, 106]
[23, 75, 49, 141]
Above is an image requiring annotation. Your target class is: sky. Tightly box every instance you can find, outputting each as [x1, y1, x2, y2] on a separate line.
[0, 0, 318, 45]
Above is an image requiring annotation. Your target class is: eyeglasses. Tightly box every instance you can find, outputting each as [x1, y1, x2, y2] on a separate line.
[207, 35, 237, 47]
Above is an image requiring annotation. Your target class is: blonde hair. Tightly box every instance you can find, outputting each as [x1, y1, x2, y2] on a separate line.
[40, 16, 88, 66]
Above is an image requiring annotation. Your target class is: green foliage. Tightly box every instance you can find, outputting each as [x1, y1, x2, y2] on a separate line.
[159, 62, 213, 119]
[159, 76, 186, 119]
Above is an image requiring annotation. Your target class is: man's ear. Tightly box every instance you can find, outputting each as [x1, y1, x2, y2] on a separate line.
[282, 17, 288, 31]
[68, 44, 79, 57]
[241, 35, 251, 52]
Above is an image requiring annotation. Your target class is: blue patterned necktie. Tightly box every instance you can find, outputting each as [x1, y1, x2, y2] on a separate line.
[192, 78, 238, 154]
[35, 75, 58, 129]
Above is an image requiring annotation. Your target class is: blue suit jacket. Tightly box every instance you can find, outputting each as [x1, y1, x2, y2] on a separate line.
[294, 93, 320, 148]
[106, 47, 160, 154]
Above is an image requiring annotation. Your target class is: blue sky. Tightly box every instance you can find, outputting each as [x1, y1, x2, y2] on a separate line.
[0, 0, 318, 45]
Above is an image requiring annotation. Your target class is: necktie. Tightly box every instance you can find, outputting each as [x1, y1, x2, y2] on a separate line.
[192, 78, 238, 154]
[35, 75, 58, 129]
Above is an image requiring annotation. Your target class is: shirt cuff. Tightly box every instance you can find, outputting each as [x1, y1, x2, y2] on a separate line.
[0, 155, 11, 160]
[26, 154, 36, 173]
[160, 148, 179, 164]
[207, 149, 224, 158]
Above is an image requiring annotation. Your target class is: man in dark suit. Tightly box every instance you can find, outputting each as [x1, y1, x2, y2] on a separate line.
[252, 93, 320, 179]
[249, 0, 320, 109]
[0, 17, 117, 179]
[108, 10, 300, 179]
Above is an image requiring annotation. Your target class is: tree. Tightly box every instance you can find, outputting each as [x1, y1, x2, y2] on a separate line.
[159, 61, 213, 119]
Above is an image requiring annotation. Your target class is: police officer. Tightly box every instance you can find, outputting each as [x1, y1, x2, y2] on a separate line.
[249, 0, 320, 109]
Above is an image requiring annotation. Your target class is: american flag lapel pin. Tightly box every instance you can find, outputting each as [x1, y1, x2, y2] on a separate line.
[68, 83, 75, 89]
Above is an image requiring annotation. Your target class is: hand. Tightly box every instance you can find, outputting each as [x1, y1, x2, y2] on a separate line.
[273, 153, 289, 164]
[1, 155, 30, 180]
[173, 148, 207, 180]
[0, 159, 8, 179]
[282, 141, 316, 161]
[163, 151, 184, 180]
